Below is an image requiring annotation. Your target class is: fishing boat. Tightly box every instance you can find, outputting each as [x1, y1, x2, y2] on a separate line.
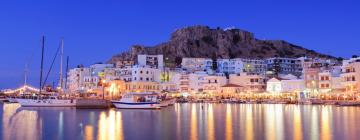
[112, 92, 161, 109]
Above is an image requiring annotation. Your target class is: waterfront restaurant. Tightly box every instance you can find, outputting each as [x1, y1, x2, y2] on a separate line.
[219, 84, 244, 97]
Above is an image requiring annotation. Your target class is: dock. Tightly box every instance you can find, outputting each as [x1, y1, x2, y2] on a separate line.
[76, 99, 112, 109]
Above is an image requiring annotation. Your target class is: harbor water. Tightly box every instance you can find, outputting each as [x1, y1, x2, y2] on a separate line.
[1, 103, 360, 140]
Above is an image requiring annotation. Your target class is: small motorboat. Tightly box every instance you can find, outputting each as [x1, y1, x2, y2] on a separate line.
[160, 98, 176, 107]
[112, 92, 161, 109]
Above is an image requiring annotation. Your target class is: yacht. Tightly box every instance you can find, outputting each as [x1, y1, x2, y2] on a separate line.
[17, 95, 76, 107]
[16, 37, 76, 107]
[112, 92, 161, 109]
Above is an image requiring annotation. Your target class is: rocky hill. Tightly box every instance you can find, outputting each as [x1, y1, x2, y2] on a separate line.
[108, 25, 336, 65]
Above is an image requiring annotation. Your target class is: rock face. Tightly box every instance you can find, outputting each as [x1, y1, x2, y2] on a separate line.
[108, 25, 335, 65]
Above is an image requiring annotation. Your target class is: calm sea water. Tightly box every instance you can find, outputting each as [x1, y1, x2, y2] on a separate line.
[1, 103, 360, 140]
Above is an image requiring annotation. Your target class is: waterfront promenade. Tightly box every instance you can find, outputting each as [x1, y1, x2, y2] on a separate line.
[1, 103, 360, 140]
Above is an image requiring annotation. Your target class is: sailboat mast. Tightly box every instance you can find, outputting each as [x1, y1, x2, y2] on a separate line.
[39, 36, 45, 94]
[59, 38, 64, 90]
[65, 56, 69, 91]
[24, 63, 28, 85]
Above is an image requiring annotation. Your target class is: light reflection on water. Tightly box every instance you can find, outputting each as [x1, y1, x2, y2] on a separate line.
[207, 104, 214, 140]
[293, 105, 303, 140]
[190, 104, 198, 140]
[1, 103, 360, 140]
[225, 104, 232, 140]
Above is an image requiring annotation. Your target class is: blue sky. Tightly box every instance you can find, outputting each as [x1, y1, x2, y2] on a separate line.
[0, 0, 359, 89]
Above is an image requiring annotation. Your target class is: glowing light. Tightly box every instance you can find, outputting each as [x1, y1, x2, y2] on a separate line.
[97, 110, 124, 140]
[293, 106, 303, 140]
[245, 105, 254, 140]
[190, 104, 198, 140]
[3, 85, 39, 94]
[321, 106, 332, 140]
[225, 104, 233, 140]
[207, 104, 215, 140]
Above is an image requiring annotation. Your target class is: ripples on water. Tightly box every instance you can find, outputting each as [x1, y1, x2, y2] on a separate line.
[1, 103, 360, 140]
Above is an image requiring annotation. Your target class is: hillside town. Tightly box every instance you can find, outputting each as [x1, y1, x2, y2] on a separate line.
[62, 54, 360, 103]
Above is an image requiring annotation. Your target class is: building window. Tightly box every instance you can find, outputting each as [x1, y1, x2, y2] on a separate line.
[146, 78, 149, 81]
[140, 71, 143, 74]
[140, 77, 143, 81]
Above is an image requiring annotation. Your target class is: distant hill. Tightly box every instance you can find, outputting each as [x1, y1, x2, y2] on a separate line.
[108, 25, 336, 66]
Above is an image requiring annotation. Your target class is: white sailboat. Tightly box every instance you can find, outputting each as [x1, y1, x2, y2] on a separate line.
[17, 96, 76, 107]
[18, 37, 76, 107]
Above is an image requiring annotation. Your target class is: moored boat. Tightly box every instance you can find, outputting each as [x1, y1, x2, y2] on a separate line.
[160, 98, 176, 107]
[112, 92, 161, 109]
[17, 95, 76, 107]
[338, 101, 360, 106]
[6, 97, 18, 103]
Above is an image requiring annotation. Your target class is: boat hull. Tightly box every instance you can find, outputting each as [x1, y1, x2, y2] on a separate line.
[6, 98, 18, 103]
[160, 99, 176, 107]
[112, 101, 161, 109]
[338, 101, 360, 106]
[17, 99, 76, 107]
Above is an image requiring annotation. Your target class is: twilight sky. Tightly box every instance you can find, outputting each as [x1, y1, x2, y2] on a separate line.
[0, 0, 359, 89]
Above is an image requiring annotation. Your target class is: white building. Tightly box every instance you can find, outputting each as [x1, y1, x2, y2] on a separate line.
[130, 65, 161, 82]
[181, 58, 213, 72]
[229, 73, 266, 92]
[202, 73, 227, 94]
[266, 78, 282, 93]
[341, 60, 360, 93]
[66, 64, 114, 93]
[217, 58, 244, 74]
[137, 54, 164, 69]
[67, 67, 91, 93]
[265, 57, 302, 76]
[242, 59, 267, 75]
[174, 71, 190, 93]
[266, 76, 305, 94]
[177, 71, 227, 94]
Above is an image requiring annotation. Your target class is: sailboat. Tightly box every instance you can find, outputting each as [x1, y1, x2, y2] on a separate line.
[18, 37, 77, 107]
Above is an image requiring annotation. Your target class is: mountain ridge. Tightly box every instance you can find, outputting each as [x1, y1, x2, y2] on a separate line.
[108, 25, 336, 66]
